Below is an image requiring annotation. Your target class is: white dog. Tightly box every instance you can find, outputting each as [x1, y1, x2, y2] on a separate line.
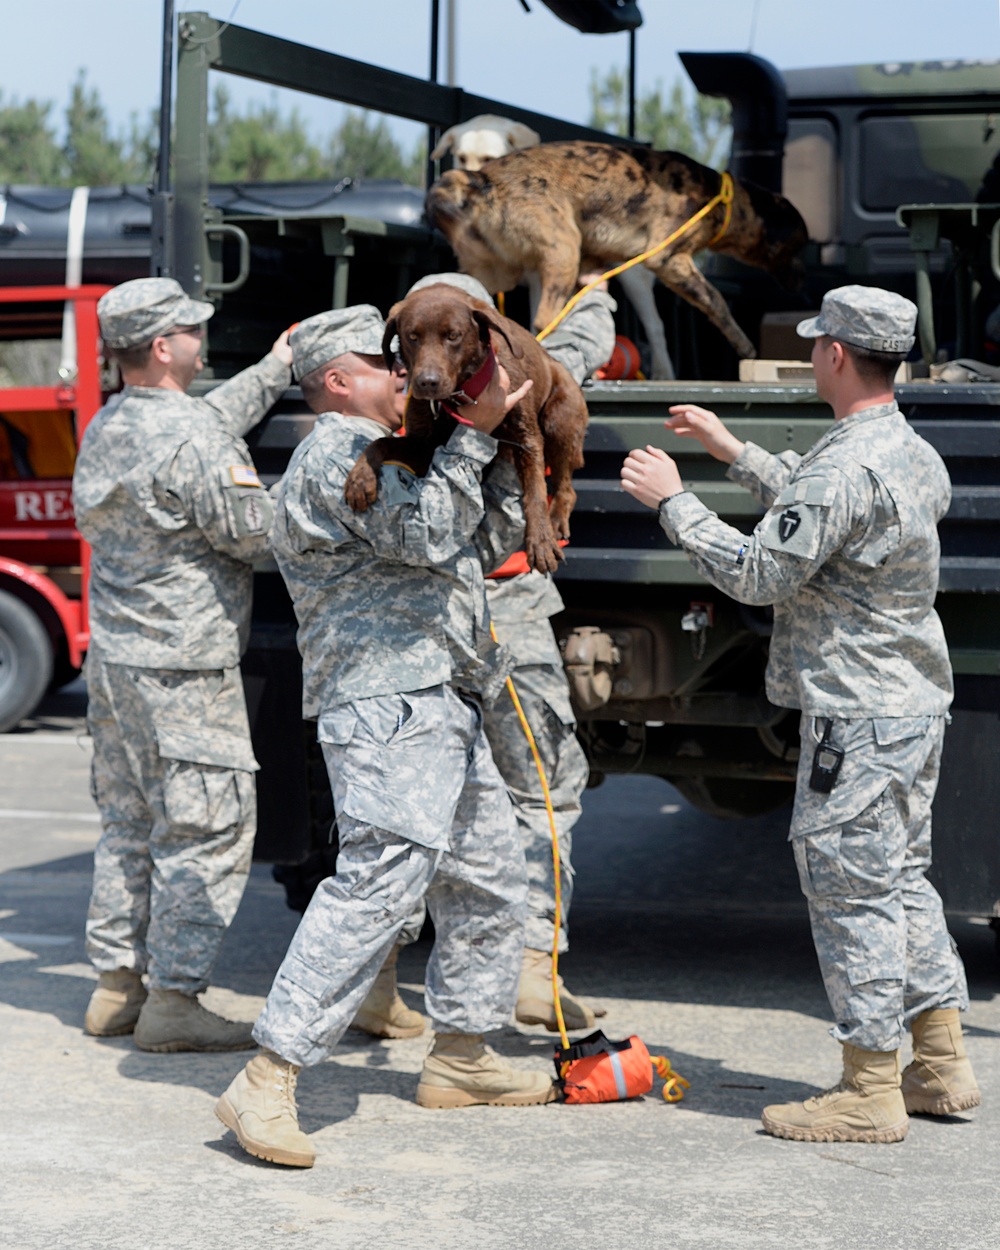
[430, 113, 541, 169]
[430, 114, 676, 379]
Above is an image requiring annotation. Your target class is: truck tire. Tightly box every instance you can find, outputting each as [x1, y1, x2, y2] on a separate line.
[0, 589, 55, 732]
[664, 775, 793, 820]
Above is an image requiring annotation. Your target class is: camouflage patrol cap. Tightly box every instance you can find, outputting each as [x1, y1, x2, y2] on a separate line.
[290, 305, 386, 380]
[98, 278, 215, 349]
[797, 284, 917, 353]
[408, 272, 494, 306]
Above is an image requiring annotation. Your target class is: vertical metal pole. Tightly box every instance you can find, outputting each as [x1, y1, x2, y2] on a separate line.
[151, 0, 176, 275]
[173, 13, 214, 299]
[426, 0, 441, 189]
[628, 28, 637, 140]
[446, 0, 457, 86]
[158, 0, 175, 195]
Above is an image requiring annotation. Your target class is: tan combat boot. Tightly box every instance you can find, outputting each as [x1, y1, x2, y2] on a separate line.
[84, 969, 147, 1037]
[215, 1049, 315, 1168]
[133, 988, 257, 1053]
[902, 1008, 981, 1115]
[515, 947, 602, 1032]
[761, 1044, 909, 1143]
[416, 1032, 558, 1108]
[351, 944, 425, 1039]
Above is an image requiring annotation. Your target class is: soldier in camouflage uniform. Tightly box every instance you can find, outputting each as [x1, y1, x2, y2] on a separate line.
[369, 272, 614, 1035]
[215, 306, 556, 1170]
[621, 285, 979, 1143]
[75, 277, 292, 1052]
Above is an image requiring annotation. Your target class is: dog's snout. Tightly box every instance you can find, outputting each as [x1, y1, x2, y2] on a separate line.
[412, 370, 447, 399]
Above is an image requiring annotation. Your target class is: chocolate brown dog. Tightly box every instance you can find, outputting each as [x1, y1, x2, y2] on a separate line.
[343, 283, 587, 574]
[425, 141, 809, 359]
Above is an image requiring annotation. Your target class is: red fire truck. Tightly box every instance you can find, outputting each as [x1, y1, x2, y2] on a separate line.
[0, 285, 108, 730]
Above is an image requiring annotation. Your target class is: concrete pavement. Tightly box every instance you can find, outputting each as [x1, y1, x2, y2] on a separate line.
[1, 682, 997, 1249]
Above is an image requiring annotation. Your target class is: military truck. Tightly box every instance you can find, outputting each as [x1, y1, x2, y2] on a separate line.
[1, 12, 997, 924]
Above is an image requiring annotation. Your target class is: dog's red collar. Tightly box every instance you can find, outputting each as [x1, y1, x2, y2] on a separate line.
[436, 346, 497, 427]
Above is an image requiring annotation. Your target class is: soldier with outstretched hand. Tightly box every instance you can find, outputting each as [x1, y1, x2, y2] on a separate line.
[621, 284, 979, 1143]
[214, 306, 555, 1171]
[75, 277, 292, 1052]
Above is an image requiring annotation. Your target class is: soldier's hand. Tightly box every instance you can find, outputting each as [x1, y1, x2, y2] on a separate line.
[620, 445, 684, 509]
[270, 329, 294, 367]
[456, 364, 533, 435]
[665, 404, 745, 465]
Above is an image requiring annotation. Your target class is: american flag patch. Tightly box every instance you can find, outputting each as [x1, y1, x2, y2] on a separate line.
[229, 465, 261, 487]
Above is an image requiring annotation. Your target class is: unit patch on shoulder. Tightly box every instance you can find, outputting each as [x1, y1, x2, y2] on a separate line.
[219, 464, 273, 538]
[241, 494, 267, 534]
[229, 465, 261, 488]
[778, 509, 801, 544]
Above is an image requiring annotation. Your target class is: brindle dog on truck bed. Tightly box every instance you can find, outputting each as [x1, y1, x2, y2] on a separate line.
[343, 283, 587, 574]
[425, 141, 808, 359]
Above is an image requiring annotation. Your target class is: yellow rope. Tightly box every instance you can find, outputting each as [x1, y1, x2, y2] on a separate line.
[489, 628, 690, 1099]
[535, 170, 735, 343]
[490, 621, 570, 1050]
[651, 1053, 691, 1103]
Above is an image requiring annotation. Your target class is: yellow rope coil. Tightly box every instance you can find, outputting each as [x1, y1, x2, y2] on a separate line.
[535, 170, 735, 343]
[652, 1054, 691, 1103]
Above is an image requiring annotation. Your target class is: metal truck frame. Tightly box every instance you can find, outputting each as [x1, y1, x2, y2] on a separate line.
[3, 11, 994, 922]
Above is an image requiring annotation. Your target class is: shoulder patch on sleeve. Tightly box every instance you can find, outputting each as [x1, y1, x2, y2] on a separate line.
[217, 464, 272, 537]
[758, 500, 830, 559]
[229, 464, 261, 487]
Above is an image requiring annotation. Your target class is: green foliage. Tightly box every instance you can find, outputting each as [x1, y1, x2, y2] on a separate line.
[0, 75, 426, 188]
[326, 109, 426, 184]
[0, 94, 65, 184]
[208, 85, 329, 182]
[589, 67, 732, 169]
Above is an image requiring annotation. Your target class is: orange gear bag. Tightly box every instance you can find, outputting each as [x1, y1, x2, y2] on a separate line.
[556, 1031, 654, 1104]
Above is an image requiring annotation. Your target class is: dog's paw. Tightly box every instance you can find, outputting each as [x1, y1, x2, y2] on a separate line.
[344, 461, 378, 512]
[525, 534, 564, 575]
[550, 510, 572, 542]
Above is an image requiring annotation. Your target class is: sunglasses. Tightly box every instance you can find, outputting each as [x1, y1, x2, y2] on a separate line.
[160, 325, 205, 340]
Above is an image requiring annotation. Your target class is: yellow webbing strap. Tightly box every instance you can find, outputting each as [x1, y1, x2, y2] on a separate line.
[490, 621, 570, 1050]
[651, 1053, 691, 1103]
[535, 170, 735, 343]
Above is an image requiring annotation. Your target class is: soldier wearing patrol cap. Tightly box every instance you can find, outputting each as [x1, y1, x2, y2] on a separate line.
[620, 283, 979, 1143]
[74, 276, 293, 1051]
[356, 272, 613, 1037]
[214, 304, 556, 1170]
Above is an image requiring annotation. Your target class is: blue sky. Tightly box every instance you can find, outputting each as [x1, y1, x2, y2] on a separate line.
[3, 0, 999, 153]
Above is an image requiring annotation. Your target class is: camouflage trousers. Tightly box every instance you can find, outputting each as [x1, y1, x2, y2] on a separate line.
[484, 662, 588, 952]
[253, 684, 528, 1067]
[791, 715, 969, 1052]
[393, 661, 588, 953]
[85, 652, 258, 993]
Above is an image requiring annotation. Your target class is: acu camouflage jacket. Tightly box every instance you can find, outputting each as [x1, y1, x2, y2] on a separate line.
[271, 416, 525, 717]
[659, 401, 954, 717]
[73, 354, 289, 670]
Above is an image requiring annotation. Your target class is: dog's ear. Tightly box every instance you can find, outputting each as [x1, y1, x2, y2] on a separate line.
[382, 300, 405, 368]
[471, 301, 523, 360]
[506, 122, 540, 151]
[430, 128, 456, 161]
